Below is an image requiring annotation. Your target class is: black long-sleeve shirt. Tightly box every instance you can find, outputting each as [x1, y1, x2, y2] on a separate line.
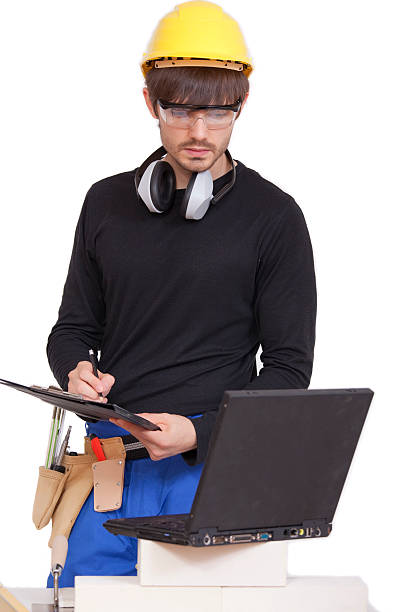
[46, 158, 317, 465]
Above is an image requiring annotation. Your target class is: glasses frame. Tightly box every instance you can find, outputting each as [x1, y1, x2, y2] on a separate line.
[157, 98, 242, 129]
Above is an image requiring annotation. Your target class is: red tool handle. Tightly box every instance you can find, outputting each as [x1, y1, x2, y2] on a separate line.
[90, 435, 106, 461]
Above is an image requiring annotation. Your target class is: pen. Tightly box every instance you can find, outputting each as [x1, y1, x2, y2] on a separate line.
[45, 406, 57, 469]
[52, 425, 72, 473]
[45, 406, 64, 469]
[89, 348, 103, 398]
[53, 407, 66, 462]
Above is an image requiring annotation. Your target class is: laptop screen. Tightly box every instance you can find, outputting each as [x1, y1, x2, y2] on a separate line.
[189, 389, 373, 533]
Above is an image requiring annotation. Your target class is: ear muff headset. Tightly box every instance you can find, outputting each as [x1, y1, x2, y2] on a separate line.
[134, 146, 236, 221]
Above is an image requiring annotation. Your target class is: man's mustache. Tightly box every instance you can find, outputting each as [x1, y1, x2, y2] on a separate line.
[180, 143, 214, 150]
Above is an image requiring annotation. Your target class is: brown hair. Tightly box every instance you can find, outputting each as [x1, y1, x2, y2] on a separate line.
[145, 66, 249, 118]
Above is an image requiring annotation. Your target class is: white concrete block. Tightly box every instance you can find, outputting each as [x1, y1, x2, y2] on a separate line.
[6, 578, 373, 612]
[222, 576, 368, 612]
[75, 575, 221, 612]
[138, 539, 288, 586]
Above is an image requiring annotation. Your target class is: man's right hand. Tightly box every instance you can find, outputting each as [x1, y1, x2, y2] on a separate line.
[67, 361, 115, 403]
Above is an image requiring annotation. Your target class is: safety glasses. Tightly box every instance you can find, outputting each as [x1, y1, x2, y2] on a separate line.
[157, 98, 241, 130]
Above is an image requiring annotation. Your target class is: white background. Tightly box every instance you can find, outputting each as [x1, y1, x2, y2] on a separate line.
[0, 1, 406, 610]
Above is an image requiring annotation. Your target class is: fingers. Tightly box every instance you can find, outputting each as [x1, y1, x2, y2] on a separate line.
[83, 395, 108, 403]
[79, 367, 115, 396]
[136, 412, 169, 425]
[68, 361, 114, 401]
[110, 414, 196, 461]
[109, 418, 164, 461]
[74, 379, 104, 401]
[79, 368, 104, 393]
[109, 418, 146, 436]
[98, 372, 115, 395]
[109, 414, 168, 437]
[109, 418, 159, 443]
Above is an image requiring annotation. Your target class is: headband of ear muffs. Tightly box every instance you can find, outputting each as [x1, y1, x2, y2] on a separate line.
[134, 146, 236, 221]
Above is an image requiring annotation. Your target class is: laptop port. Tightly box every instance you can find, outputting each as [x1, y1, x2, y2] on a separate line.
[305, 528, 312, 537]
[256, 533, 270, 541]
[203, 534, 212, 546]
[212, 536, 227, 545]
[313, 528, 321, 537]
[290, 529, 299, 537]
[229, 534, 254, 543]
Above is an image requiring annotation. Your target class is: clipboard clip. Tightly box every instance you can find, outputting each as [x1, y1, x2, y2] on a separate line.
[31, 384, 84, 401]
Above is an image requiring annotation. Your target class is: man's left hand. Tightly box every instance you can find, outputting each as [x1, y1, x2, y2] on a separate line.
[109, 413, 197, 461]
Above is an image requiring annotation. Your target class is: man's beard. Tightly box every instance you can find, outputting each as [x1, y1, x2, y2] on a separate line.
[164, 144, 226, 174]
[175, 152, 218, 173]
[158, 125, 229, 174]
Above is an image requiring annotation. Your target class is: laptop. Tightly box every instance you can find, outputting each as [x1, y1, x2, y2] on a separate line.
[103, 388, 373, 547]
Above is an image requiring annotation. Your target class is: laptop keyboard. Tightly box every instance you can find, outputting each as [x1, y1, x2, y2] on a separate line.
[135, 514, 189, 531]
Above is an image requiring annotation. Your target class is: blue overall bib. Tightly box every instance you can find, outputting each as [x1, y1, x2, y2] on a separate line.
[47, 418, 203, 588]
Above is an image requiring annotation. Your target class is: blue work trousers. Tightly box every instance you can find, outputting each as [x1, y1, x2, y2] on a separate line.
[46, 419, 203, 588]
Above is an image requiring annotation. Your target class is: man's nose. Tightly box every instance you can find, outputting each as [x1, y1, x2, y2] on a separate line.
[188, 116, 208, 139]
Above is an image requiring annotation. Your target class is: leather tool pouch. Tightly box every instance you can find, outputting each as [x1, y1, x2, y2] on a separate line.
[32, 436, 126, 546]
[32, 466, 71, 530]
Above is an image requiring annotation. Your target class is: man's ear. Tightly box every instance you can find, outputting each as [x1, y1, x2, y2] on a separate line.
[143, 87, 158, 119]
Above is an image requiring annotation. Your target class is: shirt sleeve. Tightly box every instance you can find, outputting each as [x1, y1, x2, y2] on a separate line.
[182, 197, 317, 466]
[182, 413, 218, 465]
[46, 190, 106, 391]
[244, 196, 317, 390]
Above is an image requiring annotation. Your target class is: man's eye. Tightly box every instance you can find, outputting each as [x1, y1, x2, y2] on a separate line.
[208, 110, 229, 119]
[170, 109, 189, 119]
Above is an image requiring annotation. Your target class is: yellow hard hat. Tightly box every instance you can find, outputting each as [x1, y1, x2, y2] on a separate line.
[141, 1, 253, 78]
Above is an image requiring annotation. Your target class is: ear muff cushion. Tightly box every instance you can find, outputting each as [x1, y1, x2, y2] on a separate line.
[179, 172, 198, 218]
[181, 170, 214, 220]
[150, 161, 176, 212]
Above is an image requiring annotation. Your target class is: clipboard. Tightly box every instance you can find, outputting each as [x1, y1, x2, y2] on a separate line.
[0, 378, 161, 431]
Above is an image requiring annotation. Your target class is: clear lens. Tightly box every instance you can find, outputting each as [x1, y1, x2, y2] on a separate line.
[159, 105, 236, 129]
[206, 109, 234, 126]
[169, 108, 190, 121]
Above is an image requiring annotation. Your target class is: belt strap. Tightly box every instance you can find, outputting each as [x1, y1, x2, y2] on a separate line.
[120, 435, 149, 460]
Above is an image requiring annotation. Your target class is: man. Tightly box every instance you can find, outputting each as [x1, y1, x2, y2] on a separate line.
[46, 0, 316, 586]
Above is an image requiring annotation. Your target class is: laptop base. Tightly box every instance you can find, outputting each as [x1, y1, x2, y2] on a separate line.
[104, 514, 332, 546]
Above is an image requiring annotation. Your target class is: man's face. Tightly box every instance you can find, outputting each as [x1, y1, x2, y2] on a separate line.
[143, 87, 248, 174]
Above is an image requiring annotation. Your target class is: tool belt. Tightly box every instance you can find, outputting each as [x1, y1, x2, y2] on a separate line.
[32, 435, 148, 546]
